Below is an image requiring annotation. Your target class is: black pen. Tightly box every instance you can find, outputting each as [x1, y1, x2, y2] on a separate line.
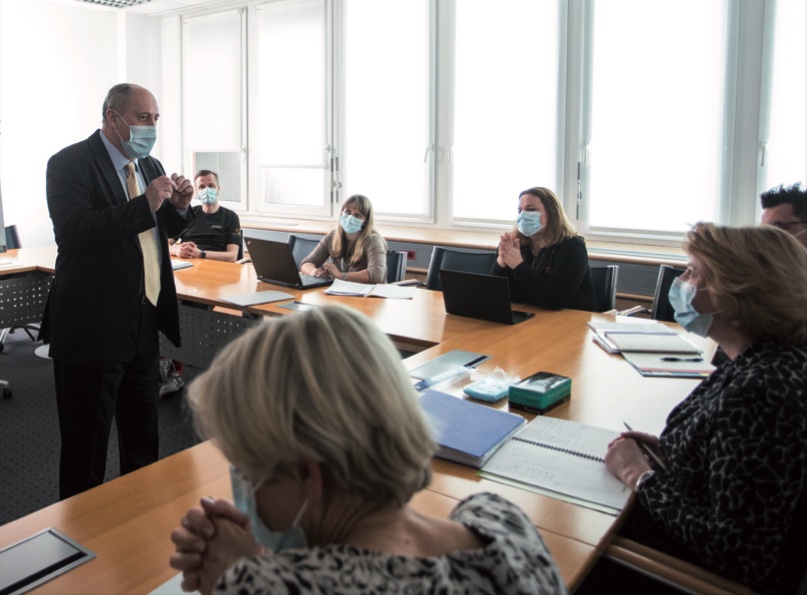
[660, 356, 703, 362]
[465, 355, 489, 368]
[623, 422, 667, 470]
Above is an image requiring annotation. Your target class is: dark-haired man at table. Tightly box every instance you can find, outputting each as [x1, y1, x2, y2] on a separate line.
[760, 182, 807, 249]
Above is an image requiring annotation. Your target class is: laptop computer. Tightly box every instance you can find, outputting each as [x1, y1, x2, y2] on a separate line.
[440, 269, 535, 325]
[245, 237, 333, 290]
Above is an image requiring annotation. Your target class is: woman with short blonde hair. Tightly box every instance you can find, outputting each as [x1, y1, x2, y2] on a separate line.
[605, 223, 807, 593]
[170, 306, 565, 595]
[492, 186, 598, 311]
[684, 223, 807, 345]
[190, 304, 432, 506]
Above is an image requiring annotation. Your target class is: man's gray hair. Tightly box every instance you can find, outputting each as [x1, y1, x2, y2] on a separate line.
[101, 83, 134, 124]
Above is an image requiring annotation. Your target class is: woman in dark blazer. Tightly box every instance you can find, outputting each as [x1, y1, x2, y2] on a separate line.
[491, 186, 597, 311]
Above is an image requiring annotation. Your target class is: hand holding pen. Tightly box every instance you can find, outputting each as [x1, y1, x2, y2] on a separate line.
[622, 423, 667, 470]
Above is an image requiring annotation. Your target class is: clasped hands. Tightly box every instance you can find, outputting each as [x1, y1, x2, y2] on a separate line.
[172, 241, 200, 259]
[169, 497, 262, 595]
[497, 232, 523, 269]
[604, 430, 666, 489]
[145, 173, 194, 212]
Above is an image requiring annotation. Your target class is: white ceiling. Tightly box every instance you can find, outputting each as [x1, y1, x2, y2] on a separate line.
[66, 0, 237, 17]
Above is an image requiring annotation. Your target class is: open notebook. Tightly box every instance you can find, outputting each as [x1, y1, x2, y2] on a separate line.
[480, 416, 631, 514]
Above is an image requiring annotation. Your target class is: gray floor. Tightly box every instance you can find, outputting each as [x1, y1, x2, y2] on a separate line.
[0, 331, 201, 525]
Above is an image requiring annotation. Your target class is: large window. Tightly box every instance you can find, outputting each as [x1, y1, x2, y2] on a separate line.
[760, 0, 806, 192]
[581, 0, 727, 236]
[253, 0, 330, 216]
[179, 0, 801, 246]
[182, 10, 245, 207]
[449, 0, 559, 225]
[341, 0, 431, 220]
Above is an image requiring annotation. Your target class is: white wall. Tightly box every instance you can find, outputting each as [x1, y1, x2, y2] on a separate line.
[0, 0, 165, 247]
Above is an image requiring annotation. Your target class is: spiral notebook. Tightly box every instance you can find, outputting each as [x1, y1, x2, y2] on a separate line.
[479, 416, 631, 514]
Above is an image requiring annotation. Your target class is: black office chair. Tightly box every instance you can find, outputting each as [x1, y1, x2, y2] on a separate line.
[287, 234, 322, 269]
[619, 264, 685, 322]
[590, 265, 619, 313]
[1, 225, 40, 355]
[4, 225, 21, 250]
[424, 246, 498, 291]
[385, 251, 407, 284]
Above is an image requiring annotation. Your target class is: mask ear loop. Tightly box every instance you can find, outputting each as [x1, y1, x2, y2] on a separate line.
[291, 499, 309, 527]
[111, 110, 130, 146]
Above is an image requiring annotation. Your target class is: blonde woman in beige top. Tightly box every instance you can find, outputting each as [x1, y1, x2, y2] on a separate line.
[300, 195, 387, 283]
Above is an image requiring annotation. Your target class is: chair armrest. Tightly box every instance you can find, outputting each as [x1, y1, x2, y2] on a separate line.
[605, 537, 753, 595]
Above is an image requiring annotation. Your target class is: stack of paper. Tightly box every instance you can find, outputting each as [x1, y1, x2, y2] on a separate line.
[588, 320, 714, 377]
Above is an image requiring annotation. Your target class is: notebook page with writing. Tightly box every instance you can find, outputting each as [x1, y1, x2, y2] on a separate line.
[480, 417, 631, 513]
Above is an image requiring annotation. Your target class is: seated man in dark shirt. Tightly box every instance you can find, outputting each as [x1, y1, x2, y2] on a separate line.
[161, 169, 243, 397]
[168, 169, 242, 262]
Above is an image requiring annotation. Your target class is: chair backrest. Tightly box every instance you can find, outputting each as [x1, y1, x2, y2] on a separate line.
[385, 251, 407, 284]
[651, 264, 685, 322]
[4, 225, 21, 250]
[425, 246, 498, 291]
[590, 265, 619, 312]
[287, 234, 322, 269]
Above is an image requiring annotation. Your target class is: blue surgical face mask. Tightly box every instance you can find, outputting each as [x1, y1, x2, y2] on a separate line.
[229, 465, 309, 552]
[517, 211, 543, 237]
[197, 187, 218, 206]
[114, 110, 157, 160]
[668, 277, 714, 337]
[340, 213, 364, 235]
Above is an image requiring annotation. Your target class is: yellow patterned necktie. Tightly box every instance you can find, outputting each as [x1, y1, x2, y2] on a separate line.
[125, 162, 161, 306]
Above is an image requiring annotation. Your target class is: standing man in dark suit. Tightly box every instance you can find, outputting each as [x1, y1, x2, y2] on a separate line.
[41, 83, 194, 500]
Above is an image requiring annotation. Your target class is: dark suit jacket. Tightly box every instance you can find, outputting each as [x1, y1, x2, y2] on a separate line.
[40, 130, 187, 370]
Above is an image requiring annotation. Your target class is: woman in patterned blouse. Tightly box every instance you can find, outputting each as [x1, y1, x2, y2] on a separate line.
[169, 305, 565, 595]
[605, 223, 807, 594]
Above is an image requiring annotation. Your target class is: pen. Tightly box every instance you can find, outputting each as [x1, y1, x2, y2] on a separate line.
[660, 356, 703, 362]
[623, 422, 667, 470]
[464, 355, 489, 368]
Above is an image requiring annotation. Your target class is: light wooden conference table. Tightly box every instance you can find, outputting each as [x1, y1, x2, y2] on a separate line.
[0, 254, 713, 593]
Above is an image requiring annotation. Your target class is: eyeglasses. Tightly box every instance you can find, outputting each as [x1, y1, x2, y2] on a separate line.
[769, 220, 807, 230]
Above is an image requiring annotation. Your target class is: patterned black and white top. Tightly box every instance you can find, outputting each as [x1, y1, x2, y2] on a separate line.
[636, 338, 807, 593]
[213, 492, 566, 594]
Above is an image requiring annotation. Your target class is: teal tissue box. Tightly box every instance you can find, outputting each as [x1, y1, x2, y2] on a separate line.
[508, 371, 571, 414]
